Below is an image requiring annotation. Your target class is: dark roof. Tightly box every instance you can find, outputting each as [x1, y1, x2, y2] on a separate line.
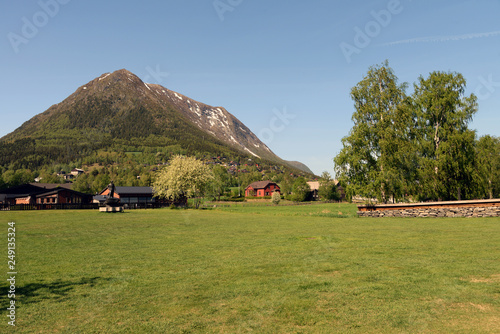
[34, 187, 91, 198]
[0, 184, 48, 196]
[0, 183, 90, 201]
[93, 195, 107, 202]
[104, 186, 154, 196]
[99, 186, 153, 196]
[245, 181, 278, 190]
[30, 183, 73, 190]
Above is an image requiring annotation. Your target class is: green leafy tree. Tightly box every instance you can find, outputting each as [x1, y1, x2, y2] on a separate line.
[318, 171, 339, 201]
[291, 177, 310, 202]
[93, 173, 111, 194]
[72, 173, 92, 194]
[210, 165, 231, 201]
[3, 169, 35, 187]
[279, 176, 294, 200]
[36, 169, 64, 184]
[334, 61, 411, 203]
[318, 183, 340, 202]
[320, 171, 332, 183]
[239, 170, 262, 190]
[475, 135, 500, 199]
[153, 155, 213, 208]
[138, 171, 153, 187]
[413, 71, 478, 200]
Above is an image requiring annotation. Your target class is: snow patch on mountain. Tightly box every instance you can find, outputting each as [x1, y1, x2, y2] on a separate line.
[244, 147, 261, 158]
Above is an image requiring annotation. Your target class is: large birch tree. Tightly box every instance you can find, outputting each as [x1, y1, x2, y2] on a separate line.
[413, 71, 478, 200]
[334, 61, 412, 203]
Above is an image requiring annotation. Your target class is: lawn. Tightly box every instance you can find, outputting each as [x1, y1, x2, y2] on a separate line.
[1, 205, 499, 333]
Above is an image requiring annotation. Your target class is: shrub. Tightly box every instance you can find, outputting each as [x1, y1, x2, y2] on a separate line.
[271, 191, 281, 205]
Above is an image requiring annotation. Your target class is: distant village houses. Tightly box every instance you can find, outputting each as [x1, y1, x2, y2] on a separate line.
[245, 181, 280, 197]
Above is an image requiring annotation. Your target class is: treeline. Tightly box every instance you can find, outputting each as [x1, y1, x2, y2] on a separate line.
[0, 148, 311, 196]
[334, 61, 500, 203]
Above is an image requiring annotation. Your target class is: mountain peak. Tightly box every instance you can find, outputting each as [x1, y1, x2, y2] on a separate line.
[1, 70, 313, 174]
[89, 69, 142, 86]
[102, 69, 142, 82]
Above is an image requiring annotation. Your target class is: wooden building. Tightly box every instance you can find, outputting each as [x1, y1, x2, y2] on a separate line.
[307, 181, 320, 200]
[0, 183, 92, 205]
[245, 181, 280, 197]
[99, 186, 156, 206]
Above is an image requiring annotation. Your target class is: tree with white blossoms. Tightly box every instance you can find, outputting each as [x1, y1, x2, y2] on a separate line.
[153, 155, 213, 208]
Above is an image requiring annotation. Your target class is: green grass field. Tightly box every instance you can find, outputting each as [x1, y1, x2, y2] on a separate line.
[1, 204, 499, 333]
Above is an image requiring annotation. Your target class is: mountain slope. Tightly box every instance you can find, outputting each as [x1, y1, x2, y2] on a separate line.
[1, 69, 313, 173]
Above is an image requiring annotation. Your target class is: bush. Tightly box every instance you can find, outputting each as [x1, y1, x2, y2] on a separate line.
[271, 191, 281, 205]
[318, 182, 340, 201]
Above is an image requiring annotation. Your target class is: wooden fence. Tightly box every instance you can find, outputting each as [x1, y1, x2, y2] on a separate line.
[0, 202, 174, 211]
[1, 203, 99, 211]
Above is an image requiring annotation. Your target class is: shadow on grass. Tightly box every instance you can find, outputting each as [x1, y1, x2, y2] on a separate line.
[0, 276, 111, 309]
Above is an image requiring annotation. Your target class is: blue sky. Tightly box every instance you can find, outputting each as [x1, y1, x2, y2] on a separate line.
[1, 0, 499, 175]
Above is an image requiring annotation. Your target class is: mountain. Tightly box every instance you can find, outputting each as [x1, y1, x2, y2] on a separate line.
[285, 161, 314, 175]
[1, 69, 313, 174]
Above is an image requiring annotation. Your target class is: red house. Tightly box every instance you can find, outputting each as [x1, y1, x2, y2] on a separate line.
[245, 181, 280, 197]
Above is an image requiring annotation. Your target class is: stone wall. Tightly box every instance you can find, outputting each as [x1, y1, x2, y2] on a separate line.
[357, 199, 500, 218]
[358, 206, 500, 218]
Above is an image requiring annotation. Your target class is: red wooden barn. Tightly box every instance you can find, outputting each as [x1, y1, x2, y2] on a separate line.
[245, 181, 280, 197]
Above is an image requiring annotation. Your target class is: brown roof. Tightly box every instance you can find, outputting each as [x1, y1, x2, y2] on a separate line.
[245, 181, 277, 190]
[30, 183, 73, 190]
